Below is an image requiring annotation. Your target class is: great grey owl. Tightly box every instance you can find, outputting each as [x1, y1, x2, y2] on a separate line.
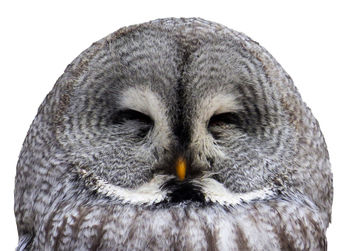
[15, 18, 332, 250]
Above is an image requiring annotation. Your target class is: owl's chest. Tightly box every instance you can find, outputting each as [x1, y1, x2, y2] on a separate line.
[34, 202, 302, 251]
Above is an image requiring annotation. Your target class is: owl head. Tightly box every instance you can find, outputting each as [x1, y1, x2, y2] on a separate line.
[15, 18, 332, 250]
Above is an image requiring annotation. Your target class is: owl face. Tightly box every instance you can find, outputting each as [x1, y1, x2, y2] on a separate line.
[56, 22, 297, 205]
[15, 18, 332, 250]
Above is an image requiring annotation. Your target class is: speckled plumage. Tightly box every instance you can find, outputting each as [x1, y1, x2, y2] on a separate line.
[15, 18, 332, 250]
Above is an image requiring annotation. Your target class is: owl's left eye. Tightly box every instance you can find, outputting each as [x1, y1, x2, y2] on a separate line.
[208, 112, 242, 139]
[208, 112, 241, 127]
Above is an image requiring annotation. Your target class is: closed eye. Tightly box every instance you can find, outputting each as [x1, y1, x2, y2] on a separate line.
[112, 109, 153, 126]
[208, 112, 241, 128]
[208, 112, 242, 139]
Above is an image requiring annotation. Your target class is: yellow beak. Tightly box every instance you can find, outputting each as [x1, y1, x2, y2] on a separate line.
[176, 157, 186, 180]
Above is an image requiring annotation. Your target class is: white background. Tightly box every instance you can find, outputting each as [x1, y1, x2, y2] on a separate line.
[1, 0, 349, 249]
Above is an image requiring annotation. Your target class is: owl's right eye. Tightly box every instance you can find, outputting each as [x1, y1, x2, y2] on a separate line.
[112, 109, 153, 125]
[111, 109, 154, 138]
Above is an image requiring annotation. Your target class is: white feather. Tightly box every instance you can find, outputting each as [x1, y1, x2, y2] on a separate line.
[83, 168, 274, 206]
[198, 177, 274, 206]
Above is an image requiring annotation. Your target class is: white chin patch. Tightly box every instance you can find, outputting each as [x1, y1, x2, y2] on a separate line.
[82, 169, 274, 207]
[197, 177, 274, 206]
[80, 168, 169, 204]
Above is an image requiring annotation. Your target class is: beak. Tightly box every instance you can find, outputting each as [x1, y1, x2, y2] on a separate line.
[176, 157, 186, 180]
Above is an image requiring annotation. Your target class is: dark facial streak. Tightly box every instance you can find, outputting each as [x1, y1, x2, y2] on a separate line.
[173, 44, 191, 149]
[151, 41, 208, 199]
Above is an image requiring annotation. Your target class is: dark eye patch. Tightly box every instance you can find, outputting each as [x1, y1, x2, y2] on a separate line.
[111, 109, 154, 139]
[208, 112, 243, 139]
[112, 109, 153, 125]
[208, 112, 241, 127]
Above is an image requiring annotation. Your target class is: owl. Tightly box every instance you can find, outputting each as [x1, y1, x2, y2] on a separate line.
[15, 18, 332, 250]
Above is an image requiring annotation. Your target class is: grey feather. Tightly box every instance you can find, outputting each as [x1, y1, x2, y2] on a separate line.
[15, 18, 332, 250]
